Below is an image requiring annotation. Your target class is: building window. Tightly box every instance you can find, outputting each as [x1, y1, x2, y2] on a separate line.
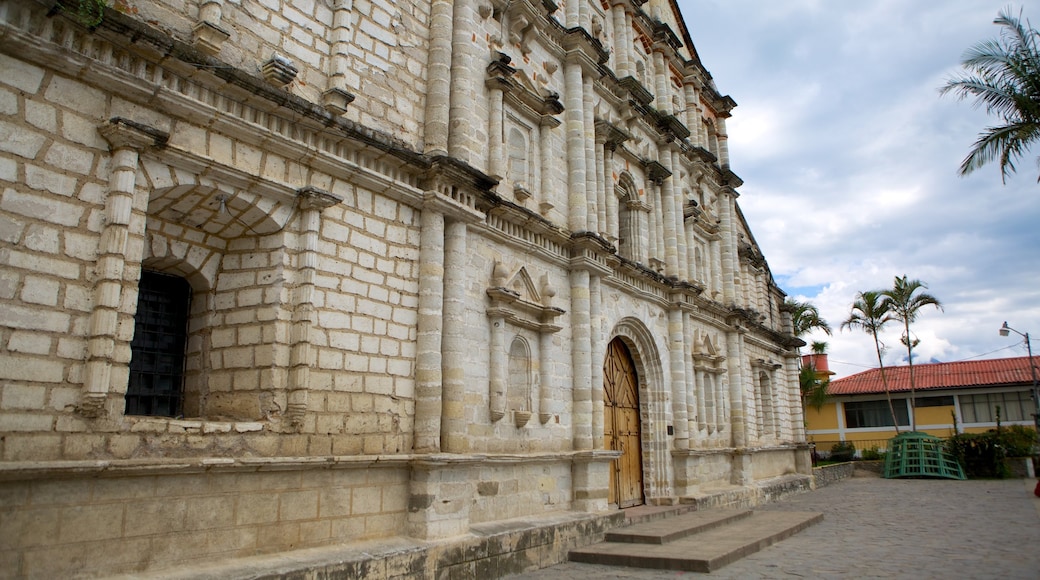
[844, 400, 909, 428]
[959, 391, 1031, 423]
[126, 271, 192, 417]
[916, 395, 954, 408]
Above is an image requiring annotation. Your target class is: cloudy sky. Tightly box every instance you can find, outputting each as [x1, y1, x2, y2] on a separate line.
[677, 1, 1040, 378]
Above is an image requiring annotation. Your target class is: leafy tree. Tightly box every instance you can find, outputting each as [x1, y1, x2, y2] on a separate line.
[940, 7, 1040, 183]
[841, 290, 901, 434]
[800, 340, 830, 412]
[881, 276, 943, 431]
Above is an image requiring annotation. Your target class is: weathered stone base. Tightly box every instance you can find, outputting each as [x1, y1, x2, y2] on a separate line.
[104, 510, 624, 580]
[679, 473, 814, 511]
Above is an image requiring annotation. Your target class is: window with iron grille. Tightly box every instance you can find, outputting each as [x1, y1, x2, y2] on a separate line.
[125, 271, 191, 417]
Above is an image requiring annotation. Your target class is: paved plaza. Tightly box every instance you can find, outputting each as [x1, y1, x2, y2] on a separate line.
[508, 473, 1040, 579]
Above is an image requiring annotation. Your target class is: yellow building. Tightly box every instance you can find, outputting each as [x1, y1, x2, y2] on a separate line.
[806, 356, 1038, 456]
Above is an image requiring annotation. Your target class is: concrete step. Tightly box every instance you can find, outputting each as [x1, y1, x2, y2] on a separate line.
[606, 509, 753, 544]
[569, 510, 822, 573]
[619, 503, 697, 526]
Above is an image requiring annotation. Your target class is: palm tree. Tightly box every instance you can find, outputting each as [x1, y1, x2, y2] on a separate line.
[787, 300, 833, 414]
[787, 299, 833, 338]
[881, 276, 943, 431]
[841, 290, 901, 434]
[939, 7, 1040, 183]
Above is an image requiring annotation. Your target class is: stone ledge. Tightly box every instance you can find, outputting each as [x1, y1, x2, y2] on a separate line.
[102, 510, 625, 580]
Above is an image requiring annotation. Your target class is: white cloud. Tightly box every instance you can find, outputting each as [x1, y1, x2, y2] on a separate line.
[680, 0, 1040, 377]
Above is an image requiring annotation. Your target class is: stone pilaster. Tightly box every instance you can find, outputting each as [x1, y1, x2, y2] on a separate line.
[488, 311, 507, 422]
[570, 268, 592, 450]
[414, 200, 446, 453]
[286, 187, 342, 429]
[683, 314, 696, 448]
[441, 219, 469, 452]
[80, 119, 166, 419]
[726, 327, 746, 448]
[583, 75, 598, 234]
[424, 0, 453, 155]
[610, 1, 630, 78]
[589, 274, 604, 447]
[322, 0, 358, 114]
[667, 306, 688, 448]
[448, 0, 480, 164]
[564, 61, 587, 233]
[719, 186, 739, 304]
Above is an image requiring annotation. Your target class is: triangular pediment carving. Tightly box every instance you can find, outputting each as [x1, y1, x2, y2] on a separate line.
[487, 261, 564, 333]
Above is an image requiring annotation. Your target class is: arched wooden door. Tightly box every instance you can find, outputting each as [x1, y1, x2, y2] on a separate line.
[603, 337, 644, 508]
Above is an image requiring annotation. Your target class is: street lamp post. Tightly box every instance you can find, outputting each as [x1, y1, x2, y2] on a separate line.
[999, 322, 1040, 449]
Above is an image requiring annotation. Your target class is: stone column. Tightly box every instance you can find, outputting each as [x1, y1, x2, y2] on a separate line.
[785, 351, 805, 441]
[611, 1, 630, 78]
[486, 76, 508, 180]
[647, 182, 660, 263]
[538, 121, 554, 215]
[604, 144, 618, 243]
[719, 187, 739, 304]
[441, 219, 469, 452]
[668, 307, 689, 448]
[710, 234, 723, 299]
[652, 49, 670, 113]
[590, 274, 604, 447]
[683, 82, 701, 148]
[564, 61, 587, 232]
[81, 120, 163, 418]
[323, 0, 358, 115]
[583, 76, 598, 233]
[595, 135, 608, 239]
[726, 328, 746, 448]
[717, 117, 731, 168]
[424, 0, 453, 155]
[673, 151, 689, 281]
[414, 201, 446, 452]
[488, 312, 507, 422]
[683, 314, 697, 447]
[539, 330, 553, 424]
[570, 268, 592, 450]
[287, 187, 342, 429]
[696, 368, 707, 434]
[448, 0, 480, 164]
[659, 154, 678, 277]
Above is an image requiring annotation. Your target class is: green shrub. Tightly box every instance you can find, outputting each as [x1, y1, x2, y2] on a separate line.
[947, 431, 1010, 478]
[861, 446, 884, 461]
[999, 424, 1037, 457]
[830, 441, 856, 462]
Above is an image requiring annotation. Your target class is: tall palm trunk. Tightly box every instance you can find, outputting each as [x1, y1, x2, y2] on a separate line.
[872, 330, 901, 434]
[903, 318, 917, 431]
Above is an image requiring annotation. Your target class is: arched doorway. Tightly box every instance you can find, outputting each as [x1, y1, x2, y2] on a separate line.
[604, 337, 644, 508]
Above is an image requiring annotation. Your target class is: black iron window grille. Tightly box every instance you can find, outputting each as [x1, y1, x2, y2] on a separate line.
[125, 271, 191, 417]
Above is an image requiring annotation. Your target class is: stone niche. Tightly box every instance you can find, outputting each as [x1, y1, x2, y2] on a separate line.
[486, 261, 564, 425]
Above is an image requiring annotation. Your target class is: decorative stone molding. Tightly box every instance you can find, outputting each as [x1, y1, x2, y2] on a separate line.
[486, 263, 564, 423]
[261, 54, 298, 87]
[191, 20, 230, 56]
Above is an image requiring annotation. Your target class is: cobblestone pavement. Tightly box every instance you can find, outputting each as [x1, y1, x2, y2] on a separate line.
[508, 474, 1040, 580]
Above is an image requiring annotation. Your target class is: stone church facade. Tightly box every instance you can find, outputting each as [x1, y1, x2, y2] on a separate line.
[0, 0, 811, 577]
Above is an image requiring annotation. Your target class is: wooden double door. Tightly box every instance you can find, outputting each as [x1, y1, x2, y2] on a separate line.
[603, 337, 644, 508]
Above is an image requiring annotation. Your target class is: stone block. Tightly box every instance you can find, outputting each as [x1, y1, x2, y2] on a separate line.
[256, 521, 300, 549]
[59, 504, 125, 543]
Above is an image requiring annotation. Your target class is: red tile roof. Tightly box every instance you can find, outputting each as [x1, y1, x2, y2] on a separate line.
[827, 356, 1038, 396]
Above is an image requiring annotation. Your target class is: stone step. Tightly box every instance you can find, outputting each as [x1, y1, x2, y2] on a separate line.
[606, 509, 753, 544]
[569, 511, 822, 573]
